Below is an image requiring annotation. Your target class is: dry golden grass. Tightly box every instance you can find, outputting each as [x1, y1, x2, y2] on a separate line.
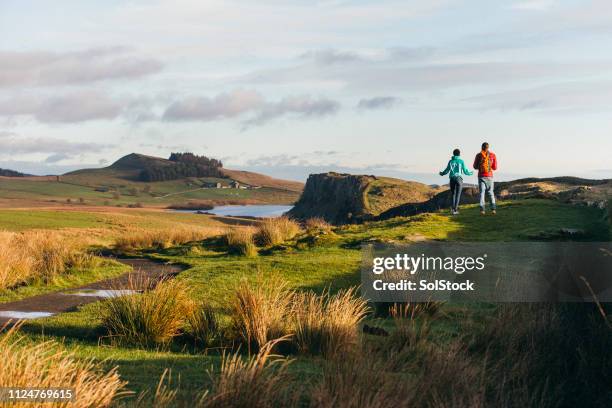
[0, 230, 101, 290]
[199, 337, 295, 408]
[304, 217, 332, 232]
[255, 217, 301, 246]
[230, 278, 368, 356]
[311, 349, 414, 408]
[230, 278, 293, 353]
[114, 225, 223, 251]
[293, 288, 369, 357]
[0, 323, 128, 408]
[225, 227, 258, 257]
[100, 278, 193, 348]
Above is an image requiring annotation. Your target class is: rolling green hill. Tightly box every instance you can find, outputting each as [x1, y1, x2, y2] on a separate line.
[0, 153, 303, 208]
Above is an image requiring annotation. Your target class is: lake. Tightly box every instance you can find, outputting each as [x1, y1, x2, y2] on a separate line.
[175, 204, 294, 218]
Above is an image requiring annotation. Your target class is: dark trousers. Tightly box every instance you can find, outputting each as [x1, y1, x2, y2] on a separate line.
[450, 177, 463, 211]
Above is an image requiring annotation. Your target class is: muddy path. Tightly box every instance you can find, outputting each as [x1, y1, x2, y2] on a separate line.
[0, 258, 187, 325]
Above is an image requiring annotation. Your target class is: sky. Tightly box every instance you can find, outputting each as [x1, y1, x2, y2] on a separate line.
[1, 0, 612, 183]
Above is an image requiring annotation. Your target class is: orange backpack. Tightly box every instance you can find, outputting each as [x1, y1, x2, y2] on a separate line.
[479, 151, 491, 174]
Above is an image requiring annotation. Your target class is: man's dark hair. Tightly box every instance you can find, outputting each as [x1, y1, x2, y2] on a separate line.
[482, 142, 489, 150]
[453, 148, 460, 156]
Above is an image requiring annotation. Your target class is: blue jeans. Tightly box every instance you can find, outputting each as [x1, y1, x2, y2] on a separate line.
[479, 177, 496, 210]
[450, 177, 463, 211]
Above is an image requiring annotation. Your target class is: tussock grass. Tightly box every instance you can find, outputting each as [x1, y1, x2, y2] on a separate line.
[304, 217, 332, 232]
[293, 288, 369, 356]
[311, 349, 413, 408]
[114, 226, 222, 251]
[255, 217, 301, 246]
[200, 337, 295, 408]
[225, 228, 258, 257]
[0, 324, 128, 408]
[374, 300, 443, 318]
[230, 278, 367, 356]
[230, 279, 293, 353]
[100, 278, 192, 348]
[186, 302, 219, 348]
[0, 230, 101, 290]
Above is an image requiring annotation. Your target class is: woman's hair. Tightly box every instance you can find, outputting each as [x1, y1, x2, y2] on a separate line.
[453, 148, 460, 156]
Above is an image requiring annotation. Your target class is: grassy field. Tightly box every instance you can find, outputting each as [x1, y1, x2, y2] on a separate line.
[2, 198, 608, 406]
[0, 177, 299, 208]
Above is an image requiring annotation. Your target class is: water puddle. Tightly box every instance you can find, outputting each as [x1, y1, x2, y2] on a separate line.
[64, 289, 141, 298]
[0, 311, 55, 319]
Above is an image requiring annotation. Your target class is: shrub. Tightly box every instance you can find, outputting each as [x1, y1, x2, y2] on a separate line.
[304, 217, 332, 232]
[0, 324, 128, 407]
[230, 278, 293, 353]
[100, 278, 192, 348]
[186, 303, 219, 348]
[255, 217, 301, 246]
[199, 338, 295, 408]
[292, 288, 369, 357]
[225, 228, 258, 257]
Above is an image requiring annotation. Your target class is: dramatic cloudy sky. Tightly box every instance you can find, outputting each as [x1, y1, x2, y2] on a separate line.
[1, 0, 612, 182]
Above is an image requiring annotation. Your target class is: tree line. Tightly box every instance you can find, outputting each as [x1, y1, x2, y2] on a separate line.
[139, 153, 224, 182]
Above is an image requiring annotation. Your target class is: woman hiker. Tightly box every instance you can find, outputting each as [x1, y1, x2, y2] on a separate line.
[439, 148, 473, 215]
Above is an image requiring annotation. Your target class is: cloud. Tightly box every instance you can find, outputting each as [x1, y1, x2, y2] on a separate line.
[0, 134, 111, 155]
[246, 95, 340, 126]
[0, 47, 163, 88]
[300, 49, 367, 65]
[0, 90, 128, 123]
[163, 90, 340, 126]
[357, 96, 401, 110]
[44, 153, 72, 163]
[0, 130, 16, 138]
[240, 45, 612, 94]
[465, 80, 612, 113]
[511, 0, 556, 11]
[163, 90, 264, 121]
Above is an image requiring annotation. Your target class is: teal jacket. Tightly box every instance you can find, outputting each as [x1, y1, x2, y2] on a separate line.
[439, 156, 473, 179]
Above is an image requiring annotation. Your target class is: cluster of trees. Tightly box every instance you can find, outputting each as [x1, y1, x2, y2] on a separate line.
[139, 153, 224, 182]
[0, 168, 30, 177]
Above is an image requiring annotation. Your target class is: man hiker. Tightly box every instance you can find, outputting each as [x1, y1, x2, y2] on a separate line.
[473, 142, 497, 215]
[439, 148, 473, 215]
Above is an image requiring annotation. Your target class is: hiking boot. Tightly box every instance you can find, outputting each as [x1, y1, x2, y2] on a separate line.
[491, 209, 497, 215]
[480, 210, 486, 215]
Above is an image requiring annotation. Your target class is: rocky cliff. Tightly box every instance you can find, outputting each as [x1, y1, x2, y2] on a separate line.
[288, 173, 375, 224]
[288, 172, 442, 224]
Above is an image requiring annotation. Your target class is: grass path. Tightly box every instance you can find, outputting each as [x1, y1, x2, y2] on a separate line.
[0, 259, 185, 325]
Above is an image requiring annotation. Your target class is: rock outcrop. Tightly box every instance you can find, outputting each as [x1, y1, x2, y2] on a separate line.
[288, 173, 376, 224]
[288, 172, 443, 224]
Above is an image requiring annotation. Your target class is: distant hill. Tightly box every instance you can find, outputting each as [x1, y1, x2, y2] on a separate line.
[0, 168, 31, 177]
[65, 153, 301, 191]
[0, 153, 302, 207]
